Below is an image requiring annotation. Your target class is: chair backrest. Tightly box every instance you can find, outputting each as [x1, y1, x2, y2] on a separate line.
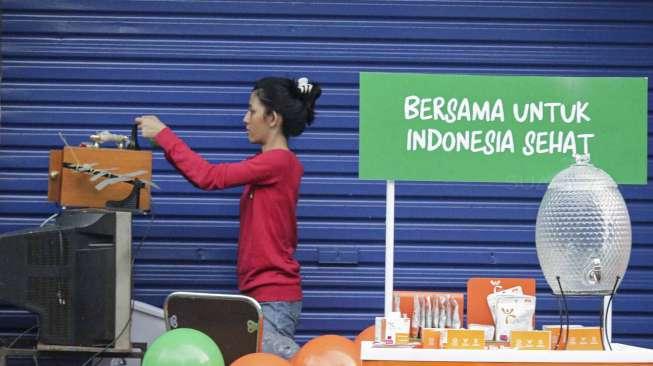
[163, 292, 262, 365]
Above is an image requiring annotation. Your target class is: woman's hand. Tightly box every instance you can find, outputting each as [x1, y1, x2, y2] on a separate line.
[135, 115, 167, 139]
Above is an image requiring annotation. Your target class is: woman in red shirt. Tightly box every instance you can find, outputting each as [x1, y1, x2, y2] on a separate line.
[135, 77, 321, 359]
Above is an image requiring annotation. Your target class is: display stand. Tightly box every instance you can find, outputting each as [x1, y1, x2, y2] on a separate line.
[375, 182, 653, 365]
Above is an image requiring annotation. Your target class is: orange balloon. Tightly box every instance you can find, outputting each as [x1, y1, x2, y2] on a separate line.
[231, 352, 291, 366]
[292, 335, 359, 366]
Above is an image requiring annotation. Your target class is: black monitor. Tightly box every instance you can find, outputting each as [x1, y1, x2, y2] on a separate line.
[0, 209, 132, 349]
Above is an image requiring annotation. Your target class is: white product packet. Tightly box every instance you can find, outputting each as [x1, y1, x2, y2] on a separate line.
[419, 296, 427, 336]
[393, 293, 401, 313]
[432, 296, 440, 329]
[445, 294, 453, 328]
[424, 295, 433, 328]
[450, 297, 461, 329]
[494, 294, 536, 342]
[411, 294, 421, 338]
[487, 285, 524, 325]
[438, 296, 447, 328]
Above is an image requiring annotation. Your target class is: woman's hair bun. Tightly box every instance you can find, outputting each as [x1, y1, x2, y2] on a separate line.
[254, 76, 322, 138]
[294, 77, 321, 126]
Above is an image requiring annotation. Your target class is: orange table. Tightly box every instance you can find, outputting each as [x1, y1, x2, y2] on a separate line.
[361, 341, 653, 366]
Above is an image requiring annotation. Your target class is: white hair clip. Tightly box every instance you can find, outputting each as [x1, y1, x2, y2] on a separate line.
[296, 77, 313, 94]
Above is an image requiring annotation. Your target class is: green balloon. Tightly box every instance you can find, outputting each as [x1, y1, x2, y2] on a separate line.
[143, 328, 224, 366]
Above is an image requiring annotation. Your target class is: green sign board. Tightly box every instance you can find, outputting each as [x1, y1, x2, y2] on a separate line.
[359, 72, 647, 184]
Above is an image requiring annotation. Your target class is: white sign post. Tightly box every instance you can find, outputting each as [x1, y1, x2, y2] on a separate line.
[384, 180, 395, 316]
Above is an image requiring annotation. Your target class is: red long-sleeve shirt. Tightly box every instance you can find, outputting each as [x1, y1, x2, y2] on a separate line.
[155, 127, 303, 302]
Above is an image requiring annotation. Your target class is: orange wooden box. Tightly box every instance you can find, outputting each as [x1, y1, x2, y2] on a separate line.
[48, 147, 152, 211]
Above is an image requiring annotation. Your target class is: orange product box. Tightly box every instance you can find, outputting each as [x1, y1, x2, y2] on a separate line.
[466, 278, 536, 327]
[542, 324, 582, 348]
[510, 330, 552, 350]
[546, 327, 603, 351]
[375, 315, 411, 345]
[392, 319, 410, 345]
[421, 328, 443, 349]
[445, 329, 485, 350]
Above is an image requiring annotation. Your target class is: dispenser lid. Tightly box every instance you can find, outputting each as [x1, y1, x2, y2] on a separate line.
[547, 154, 617, 190]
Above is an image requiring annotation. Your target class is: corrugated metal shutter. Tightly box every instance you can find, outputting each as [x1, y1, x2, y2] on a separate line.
[1, 0, 652, 350]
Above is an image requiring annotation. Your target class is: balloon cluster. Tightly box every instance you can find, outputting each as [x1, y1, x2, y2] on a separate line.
[143, 325, 376, 366]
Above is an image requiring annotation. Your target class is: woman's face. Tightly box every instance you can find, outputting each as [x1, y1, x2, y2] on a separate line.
[243, 92, 274, 145]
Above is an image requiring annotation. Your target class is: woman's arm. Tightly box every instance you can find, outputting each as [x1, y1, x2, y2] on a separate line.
[136, 115, 284, 190]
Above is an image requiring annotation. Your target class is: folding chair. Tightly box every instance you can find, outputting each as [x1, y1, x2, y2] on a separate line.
[163, 292, 263, 365]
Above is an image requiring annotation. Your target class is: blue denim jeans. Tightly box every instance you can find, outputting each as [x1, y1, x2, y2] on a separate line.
[260, 301, 302, 359]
